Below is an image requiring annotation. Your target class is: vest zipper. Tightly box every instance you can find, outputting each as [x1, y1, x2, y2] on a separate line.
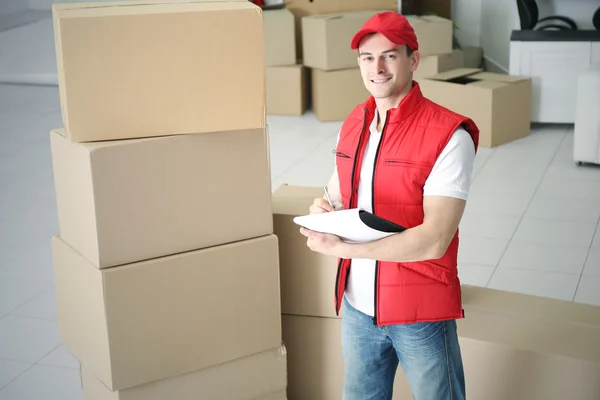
[334, 108, 368, 314]
[371, 110, 389, 326]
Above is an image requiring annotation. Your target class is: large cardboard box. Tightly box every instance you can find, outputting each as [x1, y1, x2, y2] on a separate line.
[264, 8, 296, 66]
[419, 68, 532, 147]
[406, 15, 453, 56]
[284, 0, 397, 58]
[312, 67, 370, 122]
[266, 65, 308, 116]
[53, 234, 282, 391]
[414, 49, 464, 81]
[272, 184, 339, 318]
[81, 346, 288, 400]
[282, 286, 600, 400]
[301, 10, 384, 71]
[50, 127, 272, 269]
[53, 0, 265, 142]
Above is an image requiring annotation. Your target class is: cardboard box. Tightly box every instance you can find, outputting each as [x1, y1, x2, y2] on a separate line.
[414, 49, 464, 81]
[301, 10, 384, 70]
[312, 67, 370, 122]
[266, 65, 308, 116]
[53, 0, 265, 142]
[272, 185, 339, 317]
[419, 68, 532, 147]
[282, 286, 600, 400]
[53, 234, 282, 391]
[461, 45, 484, 68]
[401, 0, 452, 19]
[81, 346, 288, 400]
[284, 0, 397, 58]
[50, 127, 272, 269]
[282, 314, 410, 400]
[264, 8, 296, 66]
[406, 15, 453, 56]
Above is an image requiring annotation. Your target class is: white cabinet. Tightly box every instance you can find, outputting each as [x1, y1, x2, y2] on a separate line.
[509, 41, 596, 123]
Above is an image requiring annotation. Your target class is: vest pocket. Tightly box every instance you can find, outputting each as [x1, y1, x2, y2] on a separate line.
[384, 159, 432, 169]
[335, 151, 351, 159]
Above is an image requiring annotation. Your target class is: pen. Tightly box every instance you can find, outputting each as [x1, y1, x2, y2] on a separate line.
[323, 186, 334, 208]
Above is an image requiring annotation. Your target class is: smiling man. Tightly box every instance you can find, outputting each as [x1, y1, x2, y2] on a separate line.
[300, 12, 480, 400]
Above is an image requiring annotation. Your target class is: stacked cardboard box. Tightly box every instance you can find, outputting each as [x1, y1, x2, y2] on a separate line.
[273, 184, 600, 399]
[50, 1, 287, 399]
[264, 7, 308, 116]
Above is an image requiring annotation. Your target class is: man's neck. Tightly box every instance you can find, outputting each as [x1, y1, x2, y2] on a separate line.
[374, 81, 413, 131]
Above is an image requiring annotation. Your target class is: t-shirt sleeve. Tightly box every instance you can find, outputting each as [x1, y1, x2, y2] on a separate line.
[423, 128, 476, 200]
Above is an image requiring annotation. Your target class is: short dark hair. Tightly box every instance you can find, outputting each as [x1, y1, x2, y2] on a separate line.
[406, 45, 414, 56]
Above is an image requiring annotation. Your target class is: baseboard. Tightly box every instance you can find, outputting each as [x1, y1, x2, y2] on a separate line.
[483, 55, 509, 74]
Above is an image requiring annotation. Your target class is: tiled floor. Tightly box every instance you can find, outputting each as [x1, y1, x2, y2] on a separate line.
[1, 14, 600, 400]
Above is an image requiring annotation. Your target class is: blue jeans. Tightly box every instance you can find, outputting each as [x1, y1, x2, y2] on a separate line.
[341, 297, 466, 400]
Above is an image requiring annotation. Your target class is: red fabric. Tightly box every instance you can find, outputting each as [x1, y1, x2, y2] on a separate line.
[334, 82, 479, 326]
[350, 12, 419, 51]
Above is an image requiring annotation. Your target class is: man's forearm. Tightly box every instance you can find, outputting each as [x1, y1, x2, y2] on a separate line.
[338, 224, 446, 262]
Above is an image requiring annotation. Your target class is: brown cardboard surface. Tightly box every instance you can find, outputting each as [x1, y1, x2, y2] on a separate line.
[272, 184, 339, 318]
[406, 15, 453, 56]
[461, 45, 484, 68]
[53, 234, 282, 391]
[81, 346, 287, 400]
[312, 67, 370, 122]
[266, 65, 308, 116]
[283, 287, 600, 400]
[414, 49, 464, 81]
[264, 8, 296, 66]
[284, 0, 397, 58]
[50, 127, 272, 269]
[282, 314, 410, 400]
[301, 10, 385, 70]
[420, 68, 532, 147]
[53, 0, 265, 142]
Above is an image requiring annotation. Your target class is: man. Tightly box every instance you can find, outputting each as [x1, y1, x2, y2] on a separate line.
[299, 11, 480, 400]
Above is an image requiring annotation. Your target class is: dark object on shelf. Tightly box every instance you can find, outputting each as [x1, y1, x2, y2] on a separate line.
[516, 0, 578, 31]
[593, 6, 600, 31]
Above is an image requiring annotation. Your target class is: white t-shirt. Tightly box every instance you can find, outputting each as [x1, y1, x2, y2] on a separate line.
[338, 114, 476, 317]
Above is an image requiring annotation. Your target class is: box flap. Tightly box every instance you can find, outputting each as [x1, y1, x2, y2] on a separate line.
[470, 71, 530, 83]
[425, 67, 483, 81]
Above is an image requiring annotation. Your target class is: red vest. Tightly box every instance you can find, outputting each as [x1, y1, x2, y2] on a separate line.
[335, 82, 479, 326]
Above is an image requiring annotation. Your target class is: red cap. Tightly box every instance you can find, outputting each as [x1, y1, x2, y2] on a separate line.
[350, 12, 418, 51]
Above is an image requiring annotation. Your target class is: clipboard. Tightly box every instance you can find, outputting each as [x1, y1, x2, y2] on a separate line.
[293, 208, 406, 243]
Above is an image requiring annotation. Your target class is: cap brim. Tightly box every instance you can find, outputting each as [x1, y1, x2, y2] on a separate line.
[350, 28, 377, 50]
[350, 29, 409, 50]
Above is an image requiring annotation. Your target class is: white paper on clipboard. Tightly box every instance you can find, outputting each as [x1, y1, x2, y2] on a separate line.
[292, 208, 406, 243]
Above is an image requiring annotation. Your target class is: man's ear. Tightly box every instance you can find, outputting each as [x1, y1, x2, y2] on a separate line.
[410, 50, 421, 72]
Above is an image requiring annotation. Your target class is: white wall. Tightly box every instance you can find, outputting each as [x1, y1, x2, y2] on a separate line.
[479, 0, 520, 73]
[551, 0, 599, 30]
[452, 0, 482, 47]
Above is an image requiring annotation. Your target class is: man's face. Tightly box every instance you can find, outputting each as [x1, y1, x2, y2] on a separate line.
[357, 33, 419, 99]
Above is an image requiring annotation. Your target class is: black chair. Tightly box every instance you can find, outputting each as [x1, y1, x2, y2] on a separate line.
[516, 0, 578, 30]
[593, 6, 600, 31]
